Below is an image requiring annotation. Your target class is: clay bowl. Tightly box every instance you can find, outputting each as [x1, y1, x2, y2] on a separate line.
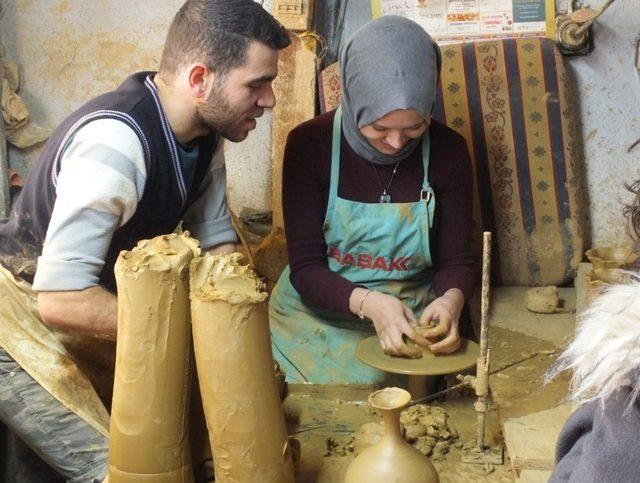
[586, 268, 629, 305]
[585, 246, 638, 270]
[590, 268, 628, 284]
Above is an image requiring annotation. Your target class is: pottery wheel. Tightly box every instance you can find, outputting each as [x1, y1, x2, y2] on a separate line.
[356, 336, 480, 376]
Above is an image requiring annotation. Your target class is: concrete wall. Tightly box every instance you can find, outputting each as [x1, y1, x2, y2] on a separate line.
[3, 0, 640, 246]
[567, 0, 640, 247]
[2, 0, 273, 214]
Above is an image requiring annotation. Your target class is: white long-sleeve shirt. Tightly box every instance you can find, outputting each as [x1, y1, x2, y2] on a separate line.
[33, 118, 237, 291]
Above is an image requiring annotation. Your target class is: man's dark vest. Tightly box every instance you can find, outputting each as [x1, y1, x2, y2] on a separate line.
[0, 72, 217, 292]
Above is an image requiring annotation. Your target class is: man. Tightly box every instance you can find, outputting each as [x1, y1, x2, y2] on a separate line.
[0, 0, 289, 480]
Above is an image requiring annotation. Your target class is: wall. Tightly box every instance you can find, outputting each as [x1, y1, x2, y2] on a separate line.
[2, 0, 273, 214]
[3, 0, 640, 246]
[567, 0, 640, 246]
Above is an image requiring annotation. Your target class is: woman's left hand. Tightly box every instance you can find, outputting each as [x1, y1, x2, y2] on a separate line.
[418, 288, 465, 354]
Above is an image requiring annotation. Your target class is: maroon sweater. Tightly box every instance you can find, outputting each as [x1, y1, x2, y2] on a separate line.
[282, 110, 476, 315]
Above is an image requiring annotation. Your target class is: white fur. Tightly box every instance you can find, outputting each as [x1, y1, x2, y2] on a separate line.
[547, 276, 640, 405]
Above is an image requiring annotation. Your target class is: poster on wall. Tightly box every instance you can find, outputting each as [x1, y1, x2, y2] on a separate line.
[371, 0, 555, 44]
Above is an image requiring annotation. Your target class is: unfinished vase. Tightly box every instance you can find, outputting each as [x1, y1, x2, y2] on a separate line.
[345, 387, 439, 483]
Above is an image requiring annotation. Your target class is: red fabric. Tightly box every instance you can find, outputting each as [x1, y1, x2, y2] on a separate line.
[282, 110, 476, 315]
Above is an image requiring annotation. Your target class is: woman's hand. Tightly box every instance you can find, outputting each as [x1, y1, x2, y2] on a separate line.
[418, 288, 465, 354]
[350, 288, 429, 358]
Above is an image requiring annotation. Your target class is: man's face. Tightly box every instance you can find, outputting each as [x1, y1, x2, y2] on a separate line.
[195, 41, 279, 142]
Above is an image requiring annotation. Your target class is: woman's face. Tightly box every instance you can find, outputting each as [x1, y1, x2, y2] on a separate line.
[359, 109, 428, 155]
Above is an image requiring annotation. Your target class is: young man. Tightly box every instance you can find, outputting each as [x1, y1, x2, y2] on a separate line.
[0, 1, 289, 480]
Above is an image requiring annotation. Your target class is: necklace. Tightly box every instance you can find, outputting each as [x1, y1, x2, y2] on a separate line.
[372, 162, 400, 203]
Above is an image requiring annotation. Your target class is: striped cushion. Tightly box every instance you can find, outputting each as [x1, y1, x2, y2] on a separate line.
[319, 38, 585, 286]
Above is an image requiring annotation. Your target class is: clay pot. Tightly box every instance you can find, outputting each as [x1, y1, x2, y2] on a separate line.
[585, 246, 638, 270]
[591, 268, 627, 283]
[585, 268, 630, 305]
[345, 387, 439, 483]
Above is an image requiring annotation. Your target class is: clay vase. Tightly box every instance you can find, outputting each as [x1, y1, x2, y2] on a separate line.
[345, 387, 439, 483]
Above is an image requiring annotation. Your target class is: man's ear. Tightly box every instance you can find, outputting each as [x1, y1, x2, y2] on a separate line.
[187, 63, 214, 99]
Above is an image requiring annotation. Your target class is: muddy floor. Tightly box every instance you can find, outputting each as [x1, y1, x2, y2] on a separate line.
[285, 383, 515, 482]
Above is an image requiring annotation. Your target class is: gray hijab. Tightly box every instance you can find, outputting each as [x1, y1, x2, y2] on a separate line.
[339, 16, 442, 165]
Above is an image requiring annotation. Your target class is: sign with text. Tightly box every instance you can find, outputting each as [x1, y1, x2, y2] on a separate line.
[371, 0, 555, 44]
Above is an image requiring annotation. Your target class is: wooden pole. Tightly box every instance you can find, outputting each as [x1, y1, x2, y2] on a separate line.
[0, 39, 11, 220]
[475, 232, 492, 451]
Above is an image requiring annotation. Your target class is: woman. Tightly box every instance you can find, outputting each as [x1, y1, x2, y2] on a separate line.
[269, 16, 475, 384]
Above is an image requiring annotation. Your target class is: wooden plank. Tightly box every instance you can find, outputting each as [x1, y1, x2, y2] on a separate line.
[271, 34, 316, 229]
[0, 43, 10, 219]
[253, 35, 316, 283]
[502, 404, 573, 471]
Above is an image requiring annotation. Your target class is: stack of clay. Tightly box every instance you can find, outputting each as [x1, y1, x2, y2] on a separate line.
[190, 253, 295, 482]
[401, 405, 459, 460]
[109, 233, 294, 483]
[353, 404, 458, 460]
[585, 246, 638, 304]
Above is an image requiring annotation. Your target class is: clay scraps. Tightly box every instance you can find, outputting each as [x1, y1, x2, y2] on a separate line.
[325, 403, 459, 460]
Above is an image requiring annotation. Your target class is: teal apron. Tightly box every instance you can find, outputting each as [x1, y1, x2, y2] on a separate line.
[269, 107, 436, 384]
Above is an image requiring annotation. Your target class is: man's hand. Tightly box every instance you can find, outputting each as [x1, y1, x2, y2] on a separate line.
[37, 243, 238, 341]
[418, 288, 465, 354]
[38, 286, 117, 340]
[350, 288, 429, 358]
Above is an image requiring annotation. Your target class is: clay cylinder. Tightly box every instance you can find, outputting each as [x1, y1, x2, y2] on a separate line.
[109, 234, 200, 482]
[190, 253, 295, 483]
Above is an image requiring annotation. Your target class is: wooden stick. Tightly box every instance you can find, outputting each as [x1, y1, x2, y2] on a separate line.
[476, 231, 492, 451]
[0, 41, 10, 219]
[229, 210, 256, 268]
[479, 232, 491, 358]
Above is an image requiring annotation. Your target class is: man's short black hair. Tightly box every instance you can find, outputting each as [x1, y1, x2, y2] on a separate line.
[160, 0, 290, 77]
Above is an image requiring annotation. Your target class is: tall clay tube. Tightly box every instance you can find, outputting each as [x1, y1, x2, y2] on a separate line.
[109, 234, 200, 482]
[190, 253, 295, 483]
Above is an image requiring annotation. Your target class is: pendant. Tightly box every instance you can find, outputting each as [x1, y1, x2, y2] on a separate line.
[379, 193, 391, 203]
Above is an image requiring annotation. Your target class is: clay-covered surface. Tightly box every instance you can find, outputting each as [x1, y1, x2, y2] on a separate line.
[489, 327, 570, 421]
[284, 384, 514, 482]
[486, 287, 576, 478]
